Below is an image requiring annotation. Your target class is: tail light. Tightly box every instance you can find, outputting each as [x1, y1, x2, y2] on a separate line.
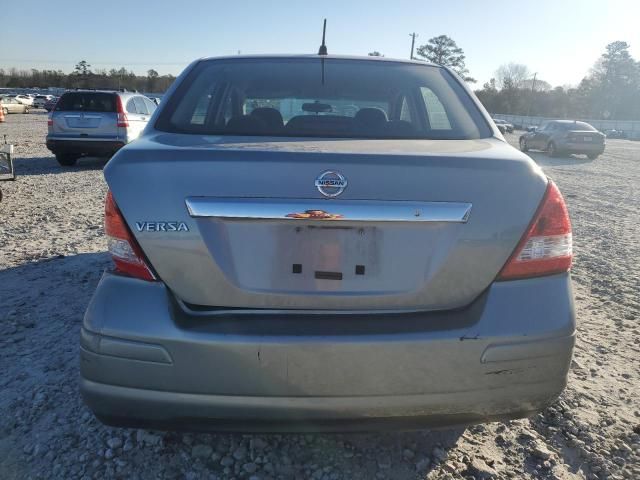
[115, 96, 129, 128]
[498, 180, 572, 280]
[105, 190, 155, 281]
[47, 116, 53, 126]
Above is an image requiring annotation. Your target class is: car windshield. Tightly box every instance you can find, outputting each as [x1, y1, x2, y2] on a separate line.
[55, 92, 117, 113]
[156, 58, 492, 140]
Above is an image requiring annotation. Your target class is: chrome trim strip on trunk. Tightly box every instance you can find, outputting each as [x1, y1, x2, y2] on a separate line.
[185, 198, 472, 223]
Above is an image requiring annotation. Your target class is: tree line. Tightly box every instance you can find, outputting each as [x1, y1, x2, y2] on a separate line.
[476, 41, 640, 121]
[372, 38, 640, 121]
[2, 39, 640, 120]
[0, 61, 176, 94]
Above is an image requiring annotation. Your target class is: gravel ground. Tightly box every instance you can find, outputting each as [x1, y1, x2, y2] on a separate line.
[0, 113, 638, 480]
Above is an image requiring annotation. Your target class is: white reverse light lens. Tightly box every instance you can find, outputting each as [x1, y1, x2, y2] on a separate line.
[107, 236, 142, 264]
[516, 233, 572, 261]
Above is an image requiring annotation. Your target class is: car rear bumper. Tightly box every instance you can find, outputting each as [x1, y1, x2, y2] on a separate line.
[558, 142, 605, 155]
[81, 272, 576, 432]
[46, 137, 125, 156]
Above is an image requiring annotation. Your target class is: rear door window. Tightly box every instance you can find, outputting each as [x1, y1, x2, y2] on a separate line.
[126, 99, 137, 114]
[55, 92, 116, 112]
[420, 87, 452, 130]
[143, 97, 157, 114]
[134, 97, 149, 115]
[399, 97, 413, 122]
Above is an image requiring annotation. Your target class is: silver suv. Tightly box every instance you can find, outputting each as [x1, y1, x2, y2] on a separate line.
[46, 90, 157, 166]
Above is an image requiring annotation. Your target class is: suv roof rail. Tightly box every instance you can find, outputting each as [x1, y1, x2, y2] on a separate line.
[69, 88, 127, 93]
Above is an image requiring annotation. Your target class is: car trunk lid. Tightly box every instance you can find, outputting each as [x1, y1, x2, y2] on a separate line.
[105, 134, 547, 311]
[567, 130, 605, 144]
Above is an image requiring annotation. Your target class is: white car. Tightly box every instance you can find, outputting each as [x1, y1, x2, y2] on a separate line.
[14, 95, 35, 106]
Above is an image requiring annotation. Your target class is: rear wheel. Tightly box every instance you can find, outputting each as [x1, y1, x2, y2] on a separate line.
[56, 153, 79, 166]
[24, 107, 30, 114]
[547, 142, 558, 157]
[2, 107, 7, 115]
[519, 138, 528, 152]
[587, 153, 599, 160]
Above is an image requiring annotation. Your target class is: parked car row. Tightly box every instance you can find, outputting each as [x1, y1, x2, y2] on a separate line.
[33, 94, 57, 108]
[0, 96, 31, 114]
[493, 118, 513, 133]
[519, 120, 605, 159]
[0, 93, 59, 111]
[494, 119, 631, 141]
[46, 89, 158, 166]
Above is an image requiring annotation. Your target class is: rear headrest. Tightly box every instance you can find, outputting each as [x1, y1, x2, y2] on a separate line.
[250, 107, 284, 128]
[225, 115, 266, 134]
[354, 108, 388, 127]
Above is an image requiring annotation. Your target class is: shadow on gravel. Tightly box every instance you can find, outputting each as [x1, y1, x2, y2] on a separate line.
[0, 252, 109, 317]
[0, 252, 109, 480]
[525, 151, 594, 167]
[12, 155, 107, 176]
[0, 253, 469, 479]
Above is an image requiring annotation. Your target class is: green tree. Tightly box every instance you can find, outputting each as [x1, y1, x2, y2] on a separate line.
[589, 41, 640, 119]
[415, 35, 475, 82]
[146, 69, 159, 92]
[495, 63, 530, 90]
[73, 60, 92, 76]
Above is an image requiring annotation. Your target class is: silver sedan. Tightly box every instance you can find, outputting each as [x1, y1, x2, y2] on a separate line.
[80, 55, 575, 432]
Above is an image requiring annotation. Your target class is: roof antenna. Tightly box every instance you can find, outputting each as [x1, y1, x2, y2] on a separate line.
[318, 19, 328, 55]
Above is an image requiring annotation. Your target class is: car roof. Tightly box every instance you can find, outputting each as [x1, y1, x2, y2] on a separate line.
[61, 90, 142, 98]
[550, 120, 585, 124]
[198, 54, 438, 68]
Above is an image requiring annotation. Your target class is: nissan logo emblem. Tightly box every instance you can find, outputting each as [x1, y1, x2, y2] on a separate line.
[315, 171, 347, 198]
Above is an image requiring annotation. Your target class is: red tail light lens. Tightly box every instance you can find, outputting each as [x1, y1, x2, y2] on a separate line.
[105, 190, 155, 281]
[498, 180, 572, 280]
[115, 96, 129, 127]
[47, 116, 53, 126]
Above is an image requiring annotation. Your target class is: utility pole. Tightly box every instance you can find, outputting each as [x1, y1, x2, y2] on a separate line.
[531, 72, 537, 93]
[527, 72, 537, 117]
[409, 33, 418, 60]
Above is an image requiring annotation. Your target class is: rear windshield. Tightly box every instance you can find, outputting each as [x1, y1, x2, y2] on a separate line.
[156, 58, 492, 140]
[55, 92, 116, 113]
[559, 121, 596, 131]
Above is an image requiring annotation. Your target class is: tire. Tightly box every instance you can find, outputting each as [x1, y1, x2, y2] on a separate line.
[547, 142, 558, 157]
[56, 153, 79, 167]
[519, 138, 528, 152]
[587, 153, 599, 160]
[2, 107, 7, 115]
[24, 108, 30, 114]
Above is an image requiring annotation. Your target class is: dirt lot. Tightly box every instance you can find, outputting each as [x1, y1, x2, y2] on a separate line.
[0, 113, 638, 480]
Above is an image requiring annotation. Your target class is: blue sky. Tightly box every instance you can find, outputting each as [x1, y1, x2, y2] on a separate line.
[1, 0, 638, 87]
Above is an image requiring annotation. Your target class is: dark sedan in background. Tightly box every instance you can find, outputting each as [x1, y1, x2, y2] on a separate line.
[519, 120, 605, 159]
